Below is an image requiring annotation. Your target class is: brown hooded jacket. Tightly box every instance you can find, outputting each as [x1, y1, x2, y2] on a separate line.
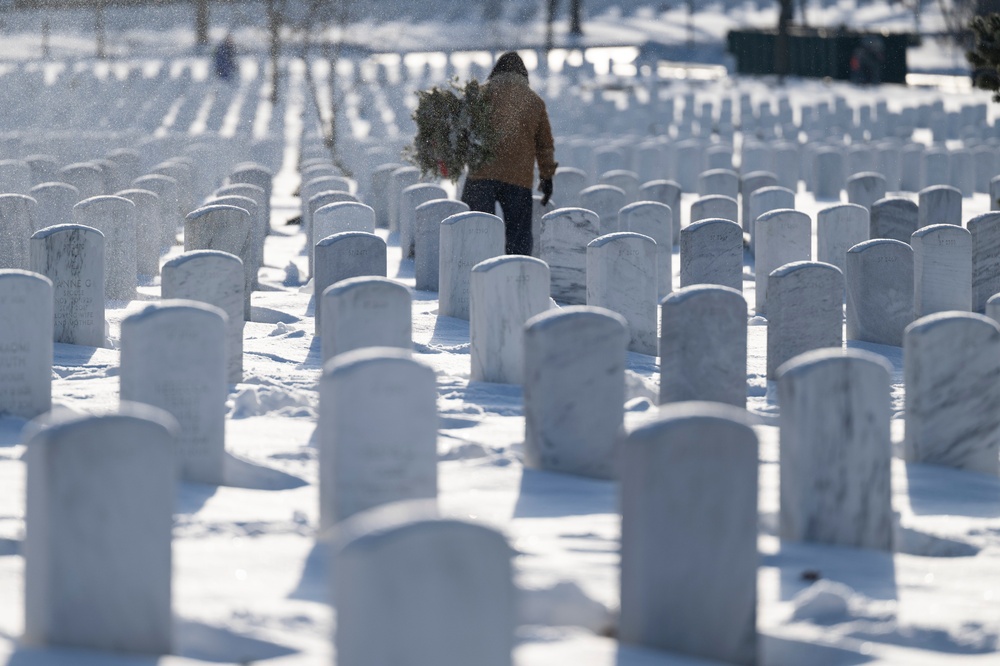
[467, 72, 558, 190]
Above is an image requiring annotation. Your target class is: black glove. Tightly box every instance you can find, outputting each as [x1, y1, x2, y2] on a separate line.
[539, 178, 553, 207]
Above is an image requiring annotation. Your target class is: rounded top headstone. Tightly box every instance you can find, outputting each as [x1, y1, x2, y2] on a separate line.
[904, 310, 1000, 338]
[162, 249, 242, 270]
[769, 260, 842, 279]
[30, 222, 104, 240]
[322, 275, 409, 299]
[185, 204, 248, 221]
[441, 211, 503, 227]
[322, 345, 429, 378]
[73, 194, 132, 211]
[587, 231, 656, 249]
[775, 347, 892, 382]
[525, 304, 627, 334]
[661, 283, 744, 307]
[847, 237, 912, 254]
[629, 400, 754, 441]
[316, 230, 380, 247]
[472, 254, 548, 274]
[25, 400, 180, 445]
[756, 208, 805, 224]
[125, 299, 228, 327]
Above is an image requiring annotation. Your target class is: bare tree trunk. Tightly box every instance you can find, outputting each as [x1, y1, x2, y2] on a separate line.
[545, 0, 558, 53]
[268, 0, 283, 104]
[196, 0, 210, 47]
[686, 0, 695, 48]
[775, 0, 794, 80]
[300, 0, 353, 176]
[569, 0, 583, 36]
[42, 20, 50, 59]
[95, 1, 106, 59]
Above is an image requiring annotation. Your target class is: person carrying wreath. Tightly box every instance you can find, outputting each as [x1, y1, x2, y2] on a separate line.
[461, 52, 558, 256]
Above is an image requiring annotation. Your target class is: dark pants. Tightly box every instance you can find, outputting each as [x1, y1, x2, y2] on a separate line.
[460, 178, 533, 256]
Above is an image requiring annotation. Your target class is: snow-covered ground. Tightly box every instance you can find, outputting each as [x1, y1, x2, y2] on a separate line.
[0, 1, 999, 664]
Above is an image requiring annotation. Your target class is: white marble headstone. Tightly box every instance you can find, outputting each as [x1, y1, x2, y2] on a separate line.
[23, 404, 176, 654]
[918, 184, 962, 228]
[904, 312, 1000, 475]
[0, 270, 52, 418]
[639, 180, 681, 242]
[0, 193, 37, 270]
[619, 402, 757, 665]
[414, 199, 469, 292]
[162, 250, 245, 383]
[777, 348, 894, 550]
[967, 212, 1000, 311]
[73, 195, 136, 302]
[912, 224, 972, 317]
[120, 301, 228, 483]
[470, 255, 550, 384]
[753, 208, 811, 314]
[207, 194, 263, 289]
[691, 194, 738, 225]
[816, 203, 869, 276]
[846, 172, 887, 212]
[133, 174, 181, 250]
[950, 148, 976, 197]
[58, 162, 105, 199]
[25, 156, 58, 188]
[812, 148, 845, 200]
[333, 503, 513, 666]
[660, 285, 746, 406]
[30, 182, 79, 231]
[870, 197, 918, 244]
[579, 184, 627, 236]
[540, 207, 598, 305]
[314, 231, 387, 333]
[523, 306, 627, 479]
[766, 261, 844, 378]
[900, 143, 925, 191]
[370, 163, 402, 228]
[320, 276, 411, 363]
[587, 232, 658, 355]
[319, 348, 437, 527]
[620, 201, 672, 299]
[184, 204, 253, 317]
[697, 168, 739, 199]
[553, 167, 588, 208]
[228, 164, 273, 223]
[921, 148, 949, 188]
[311, 200, 375, 277]
[400, 183, 448, 258]
[438, 212, 504, 320]
[388, 166, 420, 234]
[116, 188, 162, 278]
[740, 170, 777, 232]
[597, 169, 638, 202]
[748, 185, 795, 254]
[679, 218, 743, 291]
[29, 224, 106, 347]
[846, 238, 914, 346]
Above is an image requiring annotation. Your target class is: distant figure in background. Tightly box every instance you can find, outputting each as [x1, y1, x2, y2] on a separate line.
[850, 36, 884, 85]
[461, 51, 558, 256]
[214, 34, 237, 82]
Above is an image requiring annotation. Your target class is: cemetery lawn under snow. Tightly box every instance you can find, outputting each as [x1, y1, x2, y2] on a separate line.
[1, 2, 1000, 664]
[0, 140, 999, 664]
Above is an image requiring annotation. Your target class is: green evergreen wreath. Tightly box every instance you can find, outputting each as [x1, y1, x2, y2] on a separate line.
[406, 78, 498, 183]
[969, 13, 1000, 101]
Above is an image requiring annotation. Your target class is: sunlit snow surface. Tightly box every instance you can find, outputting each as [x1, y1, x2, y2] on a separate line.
[0, 2, 999, 663]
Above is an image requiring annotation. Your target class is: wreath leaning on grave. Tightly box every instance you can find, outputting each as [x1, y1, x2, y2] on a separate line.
[405, 78, 498, 183]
